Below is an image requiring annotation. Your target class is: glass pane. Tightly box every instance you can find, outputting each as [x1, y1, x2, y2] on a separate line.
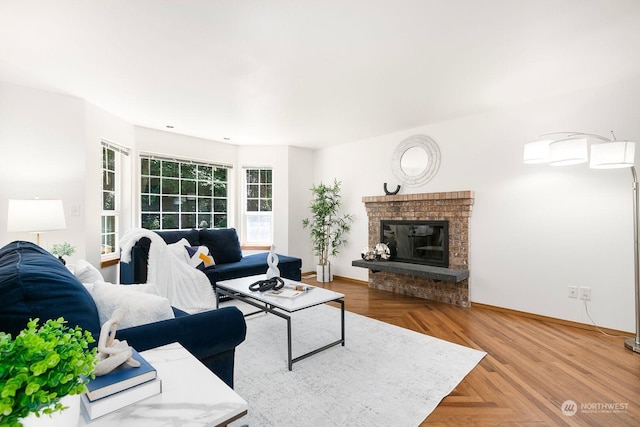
[141, 176, 149, 192]
[162, 161, 179, 177]
[103, 171, 115, 192]
[181, 163, 197, 179]
[162, 196, 180, 212]
[260, 169, 272, 183]
[198, 181, 212, 196]
[247, 184, 259, 198]
[213, 214, 227, 228]
[260, 199, 272, 211]
[141, 195, 160, 212]
[141, 158, 149, 175]
[198, 197, 212, 213]
[262, 184, 272, 199]
[214, 168, 227, 181]
[103, 216, 115, 233]
[247, 199, 259, 212]
[106, 149, 115, 171]
[213, 183, 227, 198]
[181, 214, 196, 229]
[181, 197, 196, 212]
[182, 180, 196, 196]
[149, 177, 161, 194]
[103, 191, 115, 210]
[142, 214, 160, 230]
[198, 165, 212, 181]
[246, 169, 259, 184]
[162, 178, 179, 194]
[162, 214, 179, 229]
[197, 214, 212, 228]
[150, 159, 161, 176]
[213, 198, 227, 212]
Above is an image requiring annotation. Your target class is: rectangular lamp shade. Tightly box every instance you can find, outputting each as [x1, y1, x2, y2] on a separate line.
[589, 141, 636, 169]
[523, 139, 552, 164]
[549, 138, 588, 166]
[7, 199, 67, 233]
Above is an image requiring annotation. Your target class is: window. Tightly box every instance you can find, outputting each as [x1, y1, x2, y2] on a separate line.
[101, 140, 129, 259]
[243, 168, 273, 244]
[140, 155, 230, 230]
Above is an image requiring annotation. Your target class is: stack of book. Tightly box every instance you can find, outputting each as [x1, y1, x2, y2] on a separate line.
[81, 349, 162, 420]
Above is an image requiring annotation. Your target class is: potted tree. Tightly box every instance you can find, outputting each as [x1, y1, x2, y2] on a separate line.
[302, 179, 353, 282]
[0, 317, 96, 427]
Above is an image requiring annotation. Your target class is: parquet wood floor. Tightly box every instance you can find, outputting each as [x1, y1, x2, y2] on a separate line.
[304, 276, 640, 426]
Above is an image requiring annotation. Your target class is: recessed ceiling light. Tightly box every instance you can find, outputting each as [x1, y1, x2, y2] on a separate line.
[223, 137, 230, 140]
[166, 125, 174, 129]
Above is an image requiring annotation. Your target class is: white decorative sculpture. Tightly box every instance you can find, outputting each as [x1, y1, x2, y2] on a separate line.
[266, 245, 280, 279]
[94, 308, 141, 376]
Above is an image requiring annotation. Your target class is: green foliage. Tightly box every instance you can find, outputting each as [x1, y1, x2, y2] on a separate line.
[302, 179, 353, 266]
[49, 242, 76, 258]
[0, 318, 96, 427]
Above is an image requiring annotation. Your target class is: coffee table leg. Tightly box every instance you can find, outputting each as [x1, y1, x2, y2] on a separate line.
[287, 316, 293, 371]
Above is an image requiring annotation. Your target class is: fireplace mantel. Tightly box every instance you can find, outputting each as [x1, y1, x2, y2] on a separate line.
[352, 259, 469, 282]
[360, 190, 474, 307]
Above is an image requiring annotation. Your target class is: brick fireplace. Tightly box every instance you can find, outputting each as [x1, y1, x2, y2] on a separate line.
[361, 191, 474, 307]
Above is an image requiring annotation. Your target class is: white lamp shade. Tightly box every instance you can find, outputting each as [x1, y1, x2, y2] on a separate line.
[7, 199, 66, 233]
[589, 141, 636, 169]
[549, 138, 588, 166]
[523, 140, 552, 164]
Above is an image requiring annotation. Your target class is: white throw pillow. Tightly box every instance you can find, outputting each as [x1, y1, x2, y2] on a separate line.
[74, 259, 105, 283]
[84, 281, 175, 328]
[167, 238, 191, 264]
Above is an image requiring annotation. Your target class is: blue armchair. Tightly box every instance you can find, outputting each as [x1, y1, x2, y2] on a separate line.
[0, 241, 246, 388]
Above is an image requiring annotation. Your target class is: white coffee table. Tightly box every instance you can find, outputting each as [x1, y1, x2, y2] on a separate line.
[77, 342, 247, 427]
[216, 274, 345, 370]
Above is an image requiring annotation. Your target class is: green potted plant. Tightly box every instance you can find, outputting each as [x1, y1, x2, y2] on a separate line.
[0, 317, 96, 427]
[302, 179, 353, 282]
[49, 243, 76, 266]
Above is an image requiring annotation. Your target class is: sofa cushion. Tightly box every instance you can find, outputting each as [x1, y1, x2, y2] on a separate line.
[74, 259, 105, 283]
[0, 241, 100, 339]
[203, 252, 302, 283]
[156, 229, 200, 246]
[185, 245, 215, 270]
[83, 281, 175, 328]
[199, 228, 242, 264]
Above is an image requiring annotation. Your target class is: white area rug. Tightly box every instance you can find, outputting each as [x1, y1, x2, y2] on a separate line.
[228, 303, 486, 426]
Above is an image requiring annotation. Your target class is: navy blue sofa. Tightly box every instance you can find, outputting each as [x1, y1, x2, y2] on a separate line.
[0, 241, 246, 388]
[120, 228, 302, 291]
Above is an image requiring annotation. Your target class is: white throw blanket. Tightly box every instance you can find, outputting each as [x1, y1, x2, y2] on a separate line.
[120, 228, 217, 313]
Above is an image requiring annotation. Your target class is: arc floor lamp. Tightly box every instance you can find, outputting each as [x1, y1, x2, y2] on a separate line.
[524, 132, 639, 354]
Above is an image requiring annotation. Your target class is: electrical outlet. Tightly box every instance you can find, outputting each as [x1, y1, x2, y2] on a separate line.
[568, 286, 578, 298]
[579, 287, 591, 301]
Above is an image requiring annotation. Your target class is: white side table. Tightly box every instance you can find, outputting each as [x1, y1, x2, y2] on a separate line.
[78, 342, 247, 427]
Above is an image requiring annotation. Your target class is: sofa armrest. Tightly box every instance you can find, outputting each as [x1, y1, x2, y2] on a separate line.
[117, 306, 246, 386]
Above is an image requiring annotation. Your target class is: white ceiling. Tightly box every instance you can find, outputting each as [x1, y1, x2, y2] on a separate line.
[1, 0, 640, 149]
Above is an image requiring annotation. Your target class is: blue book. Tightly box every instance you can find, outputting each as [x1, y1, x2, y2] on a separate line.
[85, 348, 157, 401]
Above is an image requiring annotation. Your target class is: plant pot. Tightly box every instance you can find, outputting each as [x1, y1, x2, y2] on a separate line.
[316, 264, 333, 283]
[21, 394, 81, 427]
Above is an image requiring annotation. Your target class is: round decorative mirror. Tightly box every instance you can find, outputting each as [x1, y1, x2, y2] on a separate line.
[391, 135, 441, 187]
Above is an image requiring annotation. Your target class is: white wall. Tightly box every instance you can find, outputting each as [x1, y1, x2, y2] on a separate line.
[0, 82, 86, 258]
[0, 82, 136, 283]
[313, 75, 640, 332]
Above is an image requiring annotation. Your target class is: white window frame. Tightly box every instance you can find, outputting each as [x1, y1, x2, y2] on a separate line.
[139, 153, 232, 230]
[242, 167, 273, 246]
[101, 140, 129, 261]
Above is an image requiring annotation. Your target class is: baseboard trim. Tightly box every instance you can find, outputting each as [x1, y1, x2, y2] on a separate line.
[472, 302, 633, 336]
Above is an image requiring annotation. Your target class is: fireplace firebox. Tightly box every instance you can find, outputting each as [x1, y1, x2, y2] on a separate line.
[380, 220, 449, 267]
